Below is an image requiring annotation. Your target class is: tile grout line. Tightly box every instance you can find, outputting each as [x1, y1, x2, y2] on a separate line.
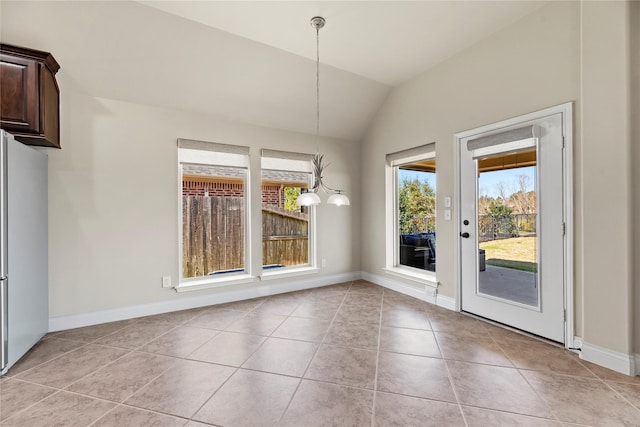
[57, 320, 190, 394]
[11, 340, 139, 391]
[9, 282, 639, 425]
[0, 387, 65, 424]
[370, 288, 386, 427]
[59, 347, 135, 385]
[173, 290, 313, 423]
[439, 321, 564, 424]
[184, 296, 281, 423]
[4, 341, 92, 379]
[603, 385, 640, 414]
[59, 387, 188, 426]
[571, 359, 640, 415]
[240, 291, 307, 423]
[2, 386, 156, 426]
[515, 365, 564, 423]
[117, 402, 196, 424]
[5, 288, 335, 425]
[85, 402, 187, 427]
[277, 280, 353, 423]
[436, 333, 469, 427]
[178, 302, 265, 361]
[53, 318, 139, 344]
[106, 354, 181, 404]
[10, 321, 153, 379]
[9, 322, 187, 421]
[456, 402, 587, 424]
[481, 322, 520, 368]
[127, 323, 183, 354]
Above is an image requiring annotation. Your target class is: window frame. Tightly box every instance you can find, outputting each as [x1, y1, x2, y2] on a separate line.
[384, 143, 438, 286]
[176, 139, 253, 290]
[260, 149, 318, 280]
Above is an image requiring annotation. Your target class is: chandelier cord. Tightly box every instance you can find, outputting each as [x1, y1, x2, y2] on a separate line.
[312, 18, 339, 194]
[316, 23, 320, 155]
[295, 16, 349, 206]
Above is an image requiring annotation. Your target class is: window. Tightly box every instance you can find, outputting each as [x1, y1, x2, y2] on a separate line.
[386, 143, 437, 277]
[178, 139, 250, 283]
[261, 150, 314, 272]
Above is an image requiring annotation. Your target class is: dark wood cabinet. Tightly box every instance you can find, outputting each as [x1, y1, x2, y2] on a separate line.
[0, 44, 61, 148]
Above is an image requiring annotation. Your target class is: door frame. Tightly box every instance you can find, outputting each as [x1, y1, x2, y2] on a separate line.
[453, 102, 574, 349]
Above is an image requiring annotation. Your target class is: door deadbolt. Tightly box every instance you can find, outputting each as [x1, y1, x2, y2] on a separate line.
[463, 220, 469, 226]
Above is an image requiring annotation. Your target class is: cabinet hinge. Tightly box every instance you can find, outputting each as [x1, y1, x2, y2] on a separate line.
[564, 309, 567, 322]
[562, 222, 566, 236]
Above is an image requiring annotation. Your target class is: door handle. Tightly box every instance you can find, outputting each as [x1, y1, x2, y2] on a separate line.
[460, 232, 470, 238]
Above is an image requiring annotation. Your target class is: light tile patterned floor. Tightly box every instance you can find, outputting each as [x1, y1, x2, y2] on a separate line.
[1, 280, 639, 426]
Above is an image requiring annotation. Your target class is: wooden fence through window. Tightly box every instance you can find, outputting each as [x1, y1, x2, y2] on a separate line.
[182, 196, 308, 278]
[262, 207, 308, 267]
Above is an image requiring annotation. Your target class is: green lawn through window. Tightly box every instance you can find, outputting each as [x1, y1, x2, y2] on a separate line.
[479, 237, 538, 273]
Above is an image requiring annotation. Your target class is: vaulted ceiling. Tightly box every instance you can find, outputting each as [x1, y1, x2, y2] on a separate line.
[0, 1, 546, 141]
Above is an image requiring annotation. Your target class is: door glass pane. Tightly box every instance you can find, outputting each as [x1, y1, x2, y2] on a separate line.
[477, 150, 538, 307]
[398, 159, 436, 272]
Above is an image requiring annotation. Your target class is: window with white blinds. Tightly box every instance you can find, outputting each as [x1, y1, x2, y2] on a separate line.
[178, 139, 250, 282]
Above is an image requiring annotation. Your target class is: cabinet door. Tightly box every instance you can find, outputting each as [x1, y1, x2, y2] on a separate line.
[0, 54, 39, 134]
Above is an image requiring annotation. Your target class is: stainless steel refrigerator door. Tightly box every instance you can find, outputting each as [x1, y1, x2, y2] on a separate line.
[5, 132, 48, 373]
[0, 131, 8, 373]
[0, 277, 7, 374]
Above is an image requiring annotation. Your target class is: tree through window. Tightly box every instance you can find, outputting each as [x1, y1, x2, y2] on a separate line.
[397, 160, 437, 272]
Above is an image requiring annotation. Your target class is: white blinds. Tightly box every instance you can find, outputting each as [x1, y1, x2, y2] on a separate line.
[177, 138, 249, 168]
[386, 143, 436, 167]
[261, 149, 313, 173]
[467, 125, 538, 159]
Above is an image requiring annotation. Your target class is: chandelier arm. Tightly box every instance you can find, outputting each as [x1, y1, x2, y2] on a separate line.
[319, 181, 343, 195]
[312, 153, 345, 195]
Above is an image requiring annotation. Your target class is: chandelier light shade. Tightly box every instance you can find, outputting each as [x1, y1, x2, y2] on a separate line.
[327, 193, 350, 206]
[296, 16, 350, 208]
[297, 191, 321, 206]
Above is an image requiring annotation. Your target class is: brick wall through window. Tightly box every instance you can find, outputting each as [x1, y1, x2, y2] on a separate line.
[182, 180, 285, 208]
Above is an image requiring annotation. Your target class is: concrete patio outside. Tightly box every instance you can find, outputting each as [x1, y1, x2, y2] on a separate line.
[478, 265, 538, 306]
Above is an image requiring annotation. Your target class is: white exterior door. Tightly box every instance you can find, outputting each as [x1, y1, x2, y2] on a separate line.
[458, 108, 569, 343]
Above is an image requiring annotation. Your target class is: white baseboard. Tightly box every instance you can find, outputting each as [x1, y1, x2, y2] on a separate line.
[361, 271, 456, 312]
[436, 294, 456, 311]
[635, 354, 640, 376]
[580, 339, 636, 376]
[49, 271, 362, 332]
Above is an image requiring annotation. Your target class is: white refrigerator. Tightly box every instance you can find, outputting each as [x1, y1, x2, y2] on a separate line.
[0, 130, 48, 375]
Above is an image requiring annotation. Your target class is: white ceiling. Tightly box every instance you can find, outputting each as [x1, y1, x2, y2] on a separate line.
[1, 1, 547, 142]
[139, 1, 547, 86]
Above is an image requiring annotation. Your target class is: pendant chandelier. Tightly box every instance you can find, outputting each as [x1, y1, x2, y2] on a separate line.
[296, 16, 350, 207]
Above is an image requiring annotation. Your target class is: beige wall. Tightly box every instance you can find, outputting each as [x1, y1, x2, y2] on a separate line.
[1, 0, 636, 359]
[361, 0, 582, 325]
[631, 0, 640, 354]
[580, 1, 633, 355]
[362, 0, 637, 355]
[44, 73, 360, 317]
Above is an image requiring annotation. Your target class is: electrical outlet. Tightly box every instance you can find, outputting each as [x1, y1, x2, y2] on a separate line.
[162, 276, 172, 288]
[321, 258, 327, 268]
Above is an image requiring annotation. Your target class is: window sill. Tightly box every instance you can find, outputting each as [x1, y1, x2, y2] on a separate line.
[174, 273, 255, 293]
[260, 266, 319, 281]
[383, 267, 437, 288]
